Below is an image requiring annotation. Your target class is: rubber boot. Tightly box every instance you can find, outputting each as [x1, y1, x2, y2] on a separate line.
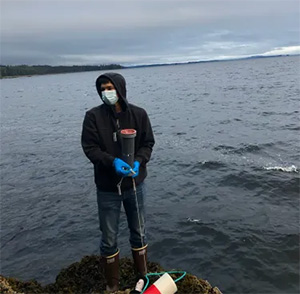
[102, 250, 120, 292]
[132, 245, 148, 276]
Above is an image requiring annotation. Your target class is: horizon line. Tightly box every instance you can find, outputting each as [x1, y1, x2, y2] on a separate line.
[1, 53, 299, 68]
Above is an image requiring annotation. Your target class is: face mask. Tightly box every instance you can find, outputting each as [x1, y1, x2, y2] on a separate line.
[102, 90, 118, 105]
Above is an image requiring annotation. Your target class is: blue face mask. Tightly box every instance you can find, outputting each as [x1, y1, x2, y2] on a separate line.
[102, 90, 118, 105]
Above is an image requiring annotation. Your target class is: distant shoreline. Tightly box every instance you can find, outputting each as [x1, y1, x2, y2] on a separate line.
[126, 54, 299, 68]
[0, 64, 123, 79]
[1, 54, 298, 79]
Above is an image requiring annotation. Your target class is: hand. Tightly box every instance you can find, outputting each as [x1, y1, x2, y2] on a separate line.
[113, 158, 132, 177]
[131, 161, 140, 178]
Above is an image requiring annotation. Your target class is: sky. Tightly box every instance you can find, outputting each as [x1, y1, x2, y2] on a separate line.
[1, 0, 300, 66]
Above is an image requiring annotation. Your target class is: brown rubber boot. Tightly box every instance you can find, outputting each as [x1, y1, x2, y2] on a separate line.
[102, 250, 120, 292]
[132, 245, 148, 276]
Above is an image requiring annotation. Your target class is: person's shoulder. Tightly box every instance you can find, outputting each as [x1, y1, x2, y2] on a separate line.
[129, 103, 147, 115]
[86, 105, 105, 115]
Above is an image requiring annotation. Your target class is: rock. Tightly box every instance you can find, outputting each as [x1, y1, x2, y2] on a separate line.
[1, 256, 222, 294]
[0, 275, 24, 294]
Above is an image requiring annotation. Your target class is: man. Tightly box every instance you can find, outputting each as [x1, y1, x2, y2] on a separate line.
[81, 72, 155, 292]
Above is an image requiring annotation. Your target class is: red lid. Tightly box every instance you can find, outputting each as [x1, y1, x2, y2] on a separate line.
[120, 129, 136, 135]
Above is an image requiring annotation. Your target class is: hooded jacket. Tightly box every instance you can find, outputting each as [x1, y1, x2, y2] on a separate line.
[81, 72, 155, 192]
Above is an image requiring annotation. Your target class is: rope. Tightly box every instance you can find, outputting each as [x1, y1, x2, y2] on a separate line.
[141, 271, 187, 293]
[132, 178, 148, 274]
[131, 178, 187, 293]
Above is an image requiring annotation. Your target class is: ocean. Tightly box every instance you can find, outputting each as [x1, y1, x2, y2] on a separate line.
[1, 56, 299, 293]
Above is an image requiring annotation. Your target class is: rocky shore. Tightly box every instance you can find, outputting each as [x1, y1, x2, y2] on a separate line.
[0, 256, 222, 294]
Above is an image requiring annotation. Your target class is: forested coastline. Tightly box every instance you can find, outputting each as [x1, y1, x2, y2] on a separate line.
[0, 64, 123, 78]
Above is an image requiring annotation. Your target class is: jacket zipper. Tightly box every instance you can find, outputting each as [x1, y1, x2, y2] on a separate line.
[113, 118, 120, 142]
[115, 118, 123, 195]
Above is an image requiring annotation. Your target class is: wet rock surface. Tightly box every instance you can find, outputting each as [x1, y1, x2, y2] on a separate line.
[1, 256, 222, 294]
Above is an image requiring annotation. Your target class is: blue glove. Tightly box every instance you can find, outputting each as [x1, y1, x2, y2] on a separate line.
[113, 158, 132, 177]
[132, 161, 140, 178]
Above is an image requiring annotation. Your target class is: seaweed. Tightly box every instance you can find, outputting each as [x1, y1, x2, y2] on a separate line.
[1, 256, 222, 294]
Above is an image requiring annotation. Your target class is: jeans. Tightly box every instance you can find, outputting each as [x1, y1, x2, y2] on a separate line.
[97, 182, 146, 257]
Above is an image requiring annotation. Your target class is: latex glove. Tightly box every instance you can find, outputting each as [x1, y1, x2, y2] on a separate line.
[132, 161, 140, 178]
[113, 158, 132, 177]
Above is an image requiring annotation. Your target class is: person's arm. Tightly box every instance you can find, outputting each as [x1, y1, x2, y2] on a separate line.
[81, 111, 115, 167]
[135, 110, 155, 165]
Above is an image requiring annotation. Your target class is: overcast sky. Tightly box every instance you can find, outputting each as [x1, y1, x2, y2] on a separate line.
[1, 0, 299, 66]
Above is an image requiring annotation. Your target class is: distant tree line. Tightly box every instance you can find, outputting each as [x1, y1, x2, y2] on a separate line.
[0, 64, 124, 78]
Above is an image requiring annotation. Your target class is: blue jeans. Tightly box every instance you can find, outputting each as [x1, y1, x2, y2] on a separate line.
[97, 182, 147, 256]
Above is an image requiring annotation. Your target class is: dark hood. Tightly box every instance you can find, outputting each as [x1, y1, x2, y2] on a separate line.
[96, 72, 129, 111]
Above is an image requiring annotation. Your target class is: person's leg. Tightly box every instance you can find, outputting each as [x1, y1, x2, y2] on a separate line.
[97, 188, 121, 291]
[123, 182, 148, 275]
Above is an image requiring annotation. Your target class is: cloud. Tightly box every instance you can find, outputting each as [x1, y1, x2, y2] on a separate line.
[261, 46, 300, 56]
[1, 0, 299, 65]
